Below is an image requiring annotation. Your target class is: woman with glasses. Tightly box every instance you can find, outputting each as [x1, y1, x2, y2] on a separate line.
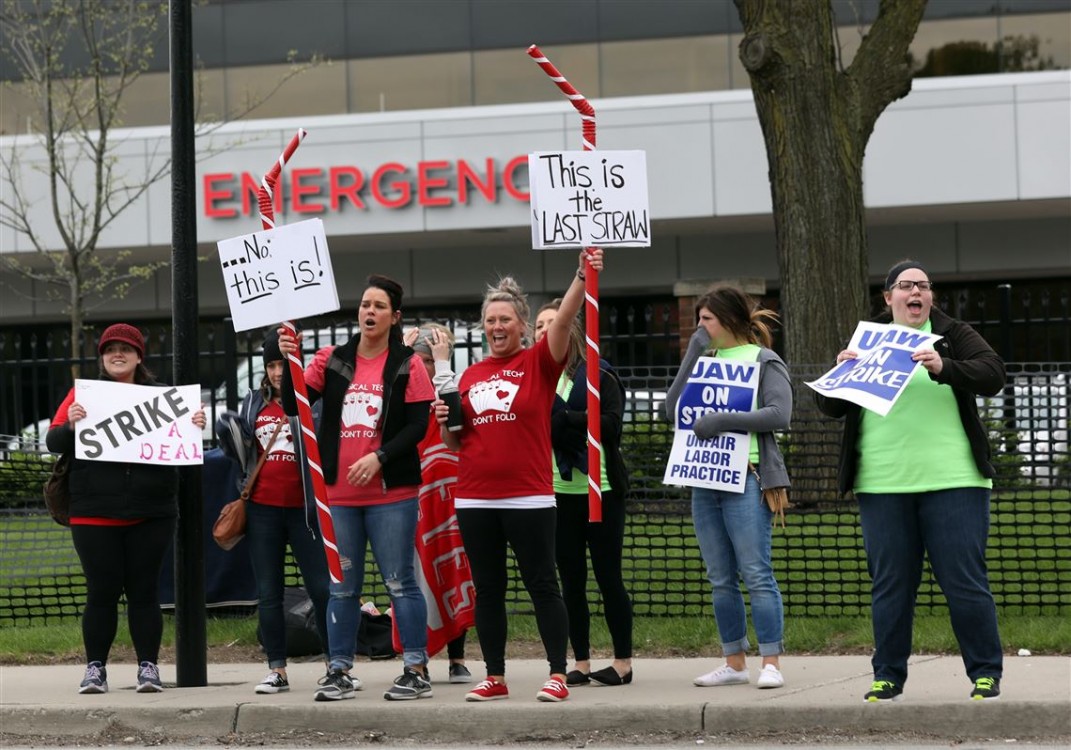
[815, 259, 1005, 703]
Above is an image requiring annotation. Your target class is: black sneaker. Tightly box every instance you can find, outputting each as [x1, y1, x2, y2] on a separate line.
[864, 680, 903, 702]
[136, 661, 163, 693]
[448, 663, 472, 684]
[314, 669, 356, 701]
[970, 676, 1001, 701]
[79, 661, 108, 694]
[383, 666, 433, 700]
[255, 671, 290, 694]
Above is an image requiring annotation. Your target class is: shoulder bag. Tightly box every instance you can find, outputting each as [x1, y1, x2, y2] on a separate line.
[43, 454, 72, 527]
[212, 421, 283, 551]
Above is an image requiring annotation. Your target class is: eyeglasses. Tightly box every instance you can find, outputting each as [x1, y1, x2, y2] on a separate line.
[890, 280, 933, 292]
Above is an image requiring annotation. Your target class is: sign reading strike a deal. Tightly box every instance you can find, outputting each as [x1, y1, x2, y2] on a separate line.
[74, 380, 203, 465]
[664, 357, 759, 493]
[528, 150, 650, 249]
[216, 218, 340, 332]
[805, 321, 943, 416]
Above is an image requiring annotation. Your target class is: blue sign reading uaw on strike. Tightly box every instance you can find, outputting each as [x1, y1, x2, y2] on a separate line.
[805, 321, 943, 416]
[663, 357, 759, 493]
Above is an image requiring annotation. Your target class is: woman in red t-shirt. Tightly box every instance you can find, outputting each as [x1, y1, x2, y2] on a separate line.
[435, 249, 604, 704]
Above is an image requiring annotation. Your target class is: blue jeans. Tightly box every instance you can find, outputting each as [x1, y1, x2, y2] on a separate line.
[691, 474, 784, 657]
[326, 498, 428, 671]
[246, 501, 331, 669]
[857, 487, 1003, 686]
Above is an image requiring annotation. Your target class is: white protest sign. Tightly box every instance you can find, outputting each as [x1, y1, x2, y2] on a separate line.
[805, 321, 943, 416]
[216, 218, 340, 332]
[528, 150, 651, 249]
[74, 380, 204, 465]
[663, 357, 759, 493]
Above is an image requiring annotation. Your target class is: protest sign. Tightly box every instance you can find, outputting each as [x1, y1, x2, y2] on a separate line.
[528, 150, 650, 249]
[805, 321, 943, 416]
[216, 218, 340, 332]
[74, 380, 203, 465]
[663, 357, 759, 493]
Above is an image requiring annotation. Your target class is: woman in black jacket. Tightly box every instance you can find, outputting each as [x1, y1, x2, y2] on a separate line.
[815, 260, 1005, 703]
[46, 323, 206, 695]
[279, 275, 435, 703]
[534, 301, 633, 688]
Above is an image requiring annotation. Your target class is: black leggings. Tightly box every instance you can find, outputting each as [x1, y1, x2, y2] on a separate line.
[456, 506, 568, 676]
[70, 517, 176, 665]
[555, 489, 633, 660]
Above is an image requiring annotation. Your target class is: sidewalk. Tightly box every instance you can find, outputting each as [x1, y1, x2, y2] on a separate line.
[2, 656, 1069, 744]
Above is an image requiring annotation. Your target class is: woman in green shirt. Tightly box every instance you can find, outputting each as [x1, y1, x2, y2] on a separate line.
[816, 260, 1005, 703]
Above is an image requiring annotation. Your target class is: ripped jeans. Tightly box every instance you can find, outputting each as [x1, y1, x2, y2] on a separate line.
[325, 498, 428, 671]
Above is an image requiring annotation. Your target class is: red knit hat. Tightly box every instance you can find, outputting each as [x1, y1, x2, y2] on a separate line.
[98, 323, 145, 358]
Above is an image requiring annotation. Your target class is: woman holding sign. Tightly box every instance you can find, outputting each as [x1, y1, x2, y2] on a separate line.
[533, 300, 633, 688]
[434, 248, 604, 704]
[815, 260, 1005, 703]
[665, 286, 791, 690]
[279, 275, 436, 703]
[46, 323, 207, 694]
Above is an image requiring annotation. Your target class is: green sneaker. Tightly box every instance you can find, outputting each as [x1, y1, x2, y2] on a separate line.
[864, 680, 903, 702]
[969, 676, 1000, 701]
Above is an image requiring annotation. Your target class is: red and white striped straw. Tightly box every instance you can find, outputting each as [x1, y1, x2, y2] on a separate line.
[527, 45, 603, 523]
[257, 130, 344, 583]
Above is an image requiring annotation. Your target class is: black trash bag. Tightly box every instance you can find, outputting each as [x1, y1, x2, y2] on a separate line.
[257, 587, 322, 658]
[255, 587, 397, 660]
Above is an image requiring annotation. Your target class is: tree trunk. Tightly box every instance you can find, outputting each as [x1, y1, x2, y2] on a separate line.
[734, 0, 926, 503]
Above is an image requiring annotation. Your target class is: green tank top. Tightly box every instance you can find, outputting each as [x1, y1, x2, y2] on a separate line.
[551, 372, 611, 494]
[710, 343, 761, 465]
[854, 319, 991, 493]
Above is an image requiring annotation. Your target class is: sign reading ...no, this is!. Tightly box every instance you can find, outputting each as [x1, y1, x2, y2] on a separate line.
[528, 150, 651, 249]
[216, 218, 341, 333]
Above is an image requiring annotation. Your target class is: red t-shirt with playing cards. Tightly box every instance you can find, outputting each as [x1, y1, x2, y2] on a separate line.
[249, 400, 304, 508]
[455, 336, 563, 500]
[305, 345, 435, 506]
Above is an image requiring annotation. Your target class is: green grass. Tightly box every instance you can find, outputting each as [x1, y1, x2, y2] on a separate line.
[2, 612, 1068, 664]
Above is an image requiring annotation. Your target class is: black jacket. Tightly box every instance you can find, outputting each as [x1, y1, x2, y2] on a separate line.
[283, 334, 429, 487]
[815, 307, 1006, 497]
[45, 384, 179, 520]
[550, 359, 630, 496]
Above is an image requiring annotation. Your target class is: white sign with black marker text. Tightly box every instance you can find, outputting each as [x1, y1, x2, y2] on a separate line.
[217, 218, 340, 332]
[74, 380, 204, 465]
[528, 150, 651, 249]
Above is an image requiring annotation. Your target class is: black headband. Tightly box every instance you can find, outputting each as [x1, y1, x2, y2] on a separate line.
[885, 260, 928, 290]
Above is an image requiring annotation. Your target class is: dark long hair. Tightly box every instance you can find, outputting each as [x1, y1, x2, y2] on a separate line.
[694, 285, 779, 350]
[366, 273, 405, 345]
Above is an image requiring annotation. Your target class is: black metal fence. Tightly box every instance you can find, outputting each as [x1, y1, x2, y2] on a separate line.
[0, 282, 1067, 624]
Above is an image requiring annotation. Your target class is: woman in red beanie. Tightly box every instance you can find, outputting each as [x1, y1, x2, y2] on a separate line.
[46, 323, 206, 695]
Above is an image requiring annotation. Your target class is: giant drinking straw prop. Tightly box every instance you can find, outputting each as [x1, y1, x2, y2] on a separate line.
[258, 129, 344, 583]
[527, 45, 603, 523]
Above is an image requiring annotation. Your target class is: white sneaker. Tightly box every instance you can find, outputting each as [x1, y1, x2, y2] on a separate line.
[694, 665, 749, 687]
[756, 664, 784, 689]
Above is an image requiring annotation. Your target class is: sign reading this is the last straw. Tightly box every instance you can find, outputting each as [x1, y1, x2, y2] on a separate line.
[528, 150, 651, 249]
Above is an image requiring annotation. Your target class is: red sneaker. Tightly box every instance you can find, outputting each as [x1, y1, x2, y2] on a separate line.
[536, 677, 569, 702]
[465, 679, 509, 702]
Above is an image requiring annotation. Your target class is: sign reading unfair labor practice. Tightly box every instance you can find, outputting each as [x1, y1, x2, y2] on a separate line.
[664, 357, 759, 493]
[217, 218, 340, 332]
[74, 380, 203, 465]
[528, 150, 650, 249]
[805, 321, 943, 416]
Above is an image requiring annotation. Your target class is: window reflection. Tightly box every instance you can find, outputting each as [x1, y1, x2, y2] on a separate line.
[351, 52, 473, 112]
[600, 36, 730, 97]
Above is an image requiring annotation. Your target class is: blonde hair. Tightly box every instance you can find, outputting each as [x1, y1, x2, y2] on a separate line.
[537, 297, 584, 377]
[482, 276, 531, 338]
